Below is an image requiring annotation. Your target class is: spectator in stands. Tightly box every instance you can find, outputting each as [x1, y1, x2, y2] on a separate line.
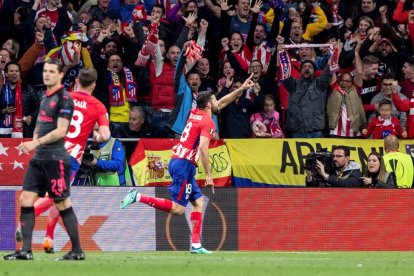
[136, 15, 208, 137]
[250, 94, 284, 138]
[86, 20, 103, 45]
[391, 78, 414, 139]
[2, 38, 20, 61]
[219, 34, 251, 78]
[0, 48, 13, 73]
[383, 135, 414, 188]
[245, 0, 280, 73]
[327, 64, 367, 137]
[358, 5, 407, 77]
[0, 61, 39, 138]
[361, 151, 397, 188]
[196, 58, 215, 92]
[100, 53, 138, 134]
[216, 60, 235, 94]
[218, 75, 258, 138]
[168, 40, 208, 136]
[166, 0, 199, 34]
[362, 99, 406, 139]
[149, 4, 174, 46]
[89, 0, 110, 22]
[113, 106, 151, 139]
[279, 42, 336, 138]
[31, 0, 72, 43]
[219, 0, 252, 37]
[400, 56, 414, 99]
[339, 16, 373, 69]
[361, 54, 381, 101]
[305, 145, 362, 187]
[370, 73, 407, 132]
[352, 0, 382, 27]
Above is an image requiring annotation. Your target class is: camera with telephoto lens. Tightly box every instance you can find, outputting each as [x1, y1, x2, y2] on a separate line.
[304, 148, 334, 178]
[82, 143, 100, 162]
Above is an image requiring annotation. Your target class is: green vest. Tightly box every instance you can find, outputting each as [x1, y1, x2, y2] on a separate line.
[383, 152, 414, 188]
[92, 139, 133, 186]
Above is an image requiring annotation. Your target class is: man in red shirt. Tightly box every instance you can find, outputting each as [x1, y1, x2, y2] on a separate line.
[400, 57, 414, 99]
[392, 80, 414, 139]
[121, 74, 254, 254]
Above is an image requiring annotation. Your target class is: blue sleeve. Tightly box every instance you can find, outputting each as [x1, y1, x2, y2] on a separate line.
[108, 0, 121, 9]
[212, 115, 219, 134]
[144, 0, 155, 13]
[96, 140, 125, 175]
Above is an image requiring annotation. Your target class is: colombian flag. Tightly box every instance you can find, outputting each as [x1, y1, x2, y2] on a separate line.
[130, 139, 232, 187]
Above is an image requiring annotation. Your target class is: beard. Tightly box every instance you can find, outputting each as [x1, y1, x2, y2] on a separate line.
[212, 106, 220, 115]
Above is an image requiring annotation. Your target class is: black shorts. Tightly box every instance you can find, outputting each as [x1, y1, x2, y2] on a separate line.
[23, 158, 71, 199]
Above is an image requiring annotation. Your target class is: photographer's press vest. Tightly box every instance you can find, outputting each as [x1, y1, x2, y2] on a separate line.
[92, 139, 132, 186]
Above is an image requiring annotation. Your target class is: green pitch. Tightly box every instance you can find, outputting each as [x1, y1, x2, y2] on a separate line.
[1, 251, 414, 276]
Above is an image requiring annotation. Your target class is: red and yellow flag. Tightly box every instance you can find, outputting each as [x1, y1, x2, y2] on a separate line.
[130, 139, 232, 187]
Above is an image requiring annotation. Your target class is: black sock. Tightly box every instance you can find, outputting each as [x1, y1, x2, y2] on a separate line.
[59, 207, 82, 253]
[20, 206, 35, 252]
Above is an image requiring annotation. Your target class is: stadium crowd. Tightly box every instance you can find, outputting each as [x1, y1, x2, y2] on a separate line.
[1, 0, 414, 140]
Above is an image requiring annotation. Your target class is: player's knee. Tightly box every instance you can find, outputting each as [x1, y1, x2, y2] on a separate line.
[19, 191, 37, 207]
[191, 197, 204, 211]
[170, 204, 185, 216]
[53, 198, 71, 211]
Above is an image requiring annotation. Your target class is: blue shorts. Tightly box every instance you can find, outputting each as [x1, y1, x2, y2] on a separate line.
[168, 158, 202, 207]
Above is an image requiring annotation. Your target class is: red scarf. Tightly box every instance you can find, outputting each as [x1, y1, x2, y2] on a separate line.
[108, 68, 137, 106]
[12, 81, 23, 138]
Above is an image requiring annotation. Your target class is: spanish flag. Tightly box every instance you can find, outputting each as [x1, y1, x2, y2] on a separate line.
[130, 139, 232, 187]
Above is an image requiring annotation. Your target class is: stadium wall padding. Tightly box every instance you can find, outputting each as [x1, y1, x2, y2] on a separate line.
[1, 187, 414, 251]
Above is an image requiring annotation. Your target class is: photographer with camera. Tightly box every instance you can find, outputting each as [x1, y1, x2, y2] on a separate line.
[78, 137, 129, 186]
[305, 146, 362, 187]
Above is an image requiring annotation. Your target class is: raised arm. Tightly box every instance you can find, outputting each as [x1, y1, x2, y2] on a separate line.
[218, 73, 254, 110]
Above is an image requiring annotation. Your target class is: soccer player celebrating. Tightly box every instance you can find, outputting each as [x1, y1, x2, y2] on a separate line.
[15, 68, 111, 254]
[4, 59, 84, 260]
[121, 74, 254, 254]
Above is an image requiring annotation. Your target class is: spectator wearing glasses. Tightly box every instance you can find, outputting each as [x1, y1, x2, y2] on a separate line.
[306, 145, 362, 187]
[94, 53, 138, 134]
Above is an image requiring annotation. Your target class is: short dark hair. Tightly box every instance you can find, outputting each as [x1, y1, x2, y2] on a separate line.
[45, 58, 64, 73]
[152, 4, 165, 16]
[186, 70, 201, 80]
[382, 72, 396, 81]
[332, 145, 350, 157]
[16, 6, 30, 23]
[4, 61, 21, 73]
[378, 98, 392, 108]
[232, 76, 244, 84]
[196, 91, 214, 109]
[301, 60, 316, 71]
[78, 68, 97, 87]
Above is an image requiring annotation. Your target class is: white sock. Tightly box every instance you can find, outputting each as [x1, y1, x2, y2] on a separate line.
[192, 243, 201, 248]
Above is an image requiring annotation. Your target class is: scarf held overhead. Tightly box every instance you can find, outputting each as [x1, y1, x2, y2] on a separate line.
[108, 67, 138, 106]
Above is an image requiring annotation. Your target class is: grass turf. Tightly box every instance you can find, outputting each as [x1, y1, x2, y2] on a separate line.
[1, 251, 414, 276]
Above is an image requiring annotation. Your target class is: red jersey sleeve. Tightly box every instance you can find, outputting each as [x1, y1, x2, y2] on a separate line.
[95, 101, 110, 127]
[200, 117, 215, 140]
